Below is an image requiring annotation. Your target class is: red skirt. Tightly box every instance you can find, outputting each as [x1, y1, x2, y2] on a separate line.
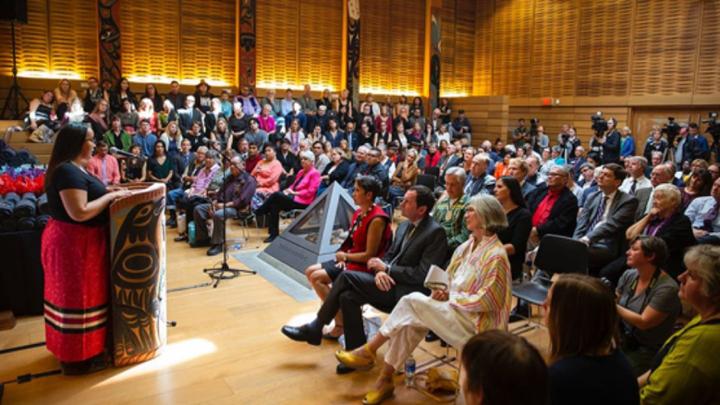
[41, 218, 110, 362]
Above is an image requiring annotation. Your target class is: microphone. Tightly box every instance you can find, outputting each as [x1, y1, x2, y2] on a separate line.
[109, 147, 136, 158]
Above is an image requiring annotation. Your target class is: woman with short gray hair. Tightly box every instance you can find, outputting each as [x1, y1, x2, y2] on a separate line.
[640, 245, 720, 404]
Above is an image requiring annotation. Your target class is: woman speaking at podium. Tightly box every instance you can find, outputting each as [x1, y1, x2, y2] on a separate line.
[43, 124, 131, 374]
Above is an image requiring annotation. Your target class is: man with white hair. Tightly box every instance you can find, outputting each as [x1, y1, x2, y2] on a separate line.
[464, 153, 496, 196]
[525, 156, 545, 187]
[341, 145, 370, 189]
[619, 156, 652, 195]
[432, 167, 470, 253]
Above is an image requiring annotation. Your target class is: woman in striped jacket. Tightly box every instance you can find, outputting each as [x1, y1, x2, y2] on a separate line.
[335, 194, 512, 405]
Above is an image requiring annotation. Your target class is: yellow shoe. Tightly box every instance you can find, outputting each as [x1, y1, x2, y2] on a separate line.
[362, 381, 395, 405]
[334, 344, 375, 370]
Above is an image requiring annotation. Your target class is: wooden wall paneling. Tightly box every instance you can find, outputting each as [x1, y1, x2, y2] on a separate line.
[491, 0, 534, 97]
[450, 96, 509, 145]
[120, 0, 180, 82]
[440, 0, 475, 96]
[631, 108, 716, 154]
[298, 0, 343, 90]
[256, 0, 299, 88]
[472, 0, 493, 96]
[630, 0, 702, 96]
[529, 0, 578, 98]
[47, 0, 98, 79]
[0, 0, 50, 77]
[440, 0, 457, 95]
[180, 0, 236, 86]
[574, 0, 633, 97]
[694, 0, 720, 100]
[389, 0, 426, 95]
[359, 0, 391, 93]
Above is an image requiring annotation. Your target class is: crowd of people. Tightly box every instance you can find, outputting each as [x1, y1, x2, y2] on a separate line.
[33, 76, 720, 404]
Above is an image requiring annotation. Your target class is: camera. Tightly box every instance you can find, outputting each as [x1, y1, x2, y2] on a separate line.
[591, 112, 607, 135]
[661, 117, 681, 145]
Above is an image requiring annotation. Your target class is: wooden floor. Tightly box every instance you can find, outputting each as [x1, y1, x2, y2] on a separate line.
[0, 219, 549, 405]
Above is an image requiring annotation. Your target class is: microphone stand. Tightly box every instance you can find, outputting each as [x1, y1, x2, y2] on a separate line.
[203, 152, 256, 287]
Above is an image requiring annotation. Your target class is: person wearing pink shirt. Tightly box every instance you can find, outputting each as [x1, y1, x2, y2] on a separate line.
[87, 140, 120, 185]
[251, 144, 284, 210]
[254, 150, 320, 242]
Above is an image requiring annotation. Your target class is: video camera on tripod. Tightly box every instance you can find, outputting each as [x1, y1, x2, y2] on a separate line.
[662, 117, 681, 146]
[591, 112, 607, 137]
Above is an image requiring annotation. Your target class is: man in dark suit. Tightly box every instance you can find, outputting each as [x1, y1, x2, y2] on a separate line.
[574, 163, 638, 275]
[464, 153, 495, 196]
[281, 185, 449, 373]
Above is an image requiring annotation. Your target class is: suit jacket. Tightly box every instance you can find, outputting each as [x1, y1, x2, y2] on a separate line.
[574, 190, 638, 256]
[465, 173, 496, 197]
[521, 181, 536, 199]
[321, 159, 350, 186]
[633, 187, 653, 220]
[383, 216, 449, 300]
[526, 185, 578, 237]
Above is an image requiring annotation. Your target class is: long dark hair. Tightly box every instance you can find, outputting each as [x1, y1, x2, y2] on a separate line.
[152, 140, 167, 158]
[499, 176, 526, 208]
[46, 124, 90, 191]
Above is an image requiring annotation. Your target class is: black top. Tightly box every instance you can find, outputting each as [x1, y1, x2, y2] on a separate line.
[497, 207, 532, 279]
[549, 350, 639, 405]
[47, 162, 108, 226]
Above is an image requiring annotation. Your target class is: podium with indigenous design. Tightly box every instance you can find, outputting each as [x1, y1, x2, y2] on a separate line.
[108, 182, 167, 366]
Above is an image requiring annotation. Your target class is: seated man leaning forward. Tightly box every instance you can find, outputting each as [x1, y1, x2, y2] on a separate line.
[281, 185, 449, 375]
[335, 194, 512, 405]
[304, 176, 393, 339]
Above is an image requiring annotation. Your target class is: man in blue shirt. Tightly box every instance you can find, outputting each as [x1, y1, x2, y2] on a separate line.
[685, 177, 720, 245]
[132, 119, 158, 158]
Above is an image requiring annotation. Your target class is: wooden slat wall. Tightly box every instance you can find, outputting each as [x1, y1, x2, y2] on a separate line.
[359, 0, 425, 95]
[472, 0, 494, 96]
[180, 0, 236, 86]
[0, 0, 97, 79]
[694, 0, 720, 100]
[630, 0, 701, 96]
[449, 96, 510, 145]
[472, 0, 719, 104]
[529, 0, 577, 98]
[120, 0, 180, 82]
[440, 0, 476, 96]
[256, 0, 341, 90]
[574, 0, 633, 97]
[490, 0, 534, 97]
[298, 0, 342, 90]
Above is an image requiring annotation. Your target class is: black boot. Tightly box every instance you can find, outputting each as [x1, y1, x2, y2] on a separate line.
[167, 209, 177, 228]
[509, 300, 530, 322]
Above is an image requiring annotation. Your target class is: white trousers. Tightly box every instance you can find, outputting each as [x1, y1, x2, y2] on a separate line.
[379, 292, 476, 371]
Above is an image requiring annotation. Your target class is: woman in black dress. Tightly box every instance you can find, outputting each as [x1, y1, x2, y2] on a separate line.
[495, 176, 532, 281]
[147, 140, 174, 188]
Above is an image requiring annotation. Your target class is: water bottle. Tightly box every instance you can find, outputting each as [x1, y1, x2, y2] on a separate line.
[188, 221, 196, 244]
[404, 355, 416, 387]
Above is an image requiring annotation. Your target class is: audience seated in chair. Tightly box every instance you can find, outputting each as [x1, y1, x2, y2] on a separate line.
[193, 157, 256, 256]
[172, 149, 220, 241]
[254, 150, 320, 243]
[431, 167, 470, 254]
[464, 153, 496, 197]
[573, 163, 638, 275]
[685, 177, 720, 245]
[280, 185, 448, 376]
[495, 176, 532, 283]
[460, 330, 548, 405]
[304, 176, 393, 340]
[616, 236, 681, 376]
[546, 274, 639, 405]
[639, 245, 720, 404]
[333, 194, 510, 405]
[387, 149, 420, 209]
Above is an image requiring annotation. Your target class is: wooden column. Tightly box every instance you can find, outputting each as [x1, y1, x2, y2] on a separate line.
[238, 0, 256, 90]
[424, 0, 442, 110]
[346, 0, 360, 108]
[98, 0, 121, 85]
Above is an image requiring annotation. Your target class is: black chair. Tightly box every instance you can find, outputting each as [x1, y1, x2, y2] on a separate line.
[511, 234, 589, 334]
[424, 166, 440, 178]
[415, 173, 437, 190]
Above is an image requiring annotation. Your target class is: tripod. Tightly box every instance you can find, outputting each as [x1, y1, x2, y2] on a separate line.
[1, 21, 28, 120]
[203, 161, 256, 287]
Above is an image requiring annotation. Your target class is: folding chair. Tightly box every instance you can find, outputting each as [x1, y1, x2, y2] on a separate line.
[415, 174, 437, 190]
[511, 234, 588, 334]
